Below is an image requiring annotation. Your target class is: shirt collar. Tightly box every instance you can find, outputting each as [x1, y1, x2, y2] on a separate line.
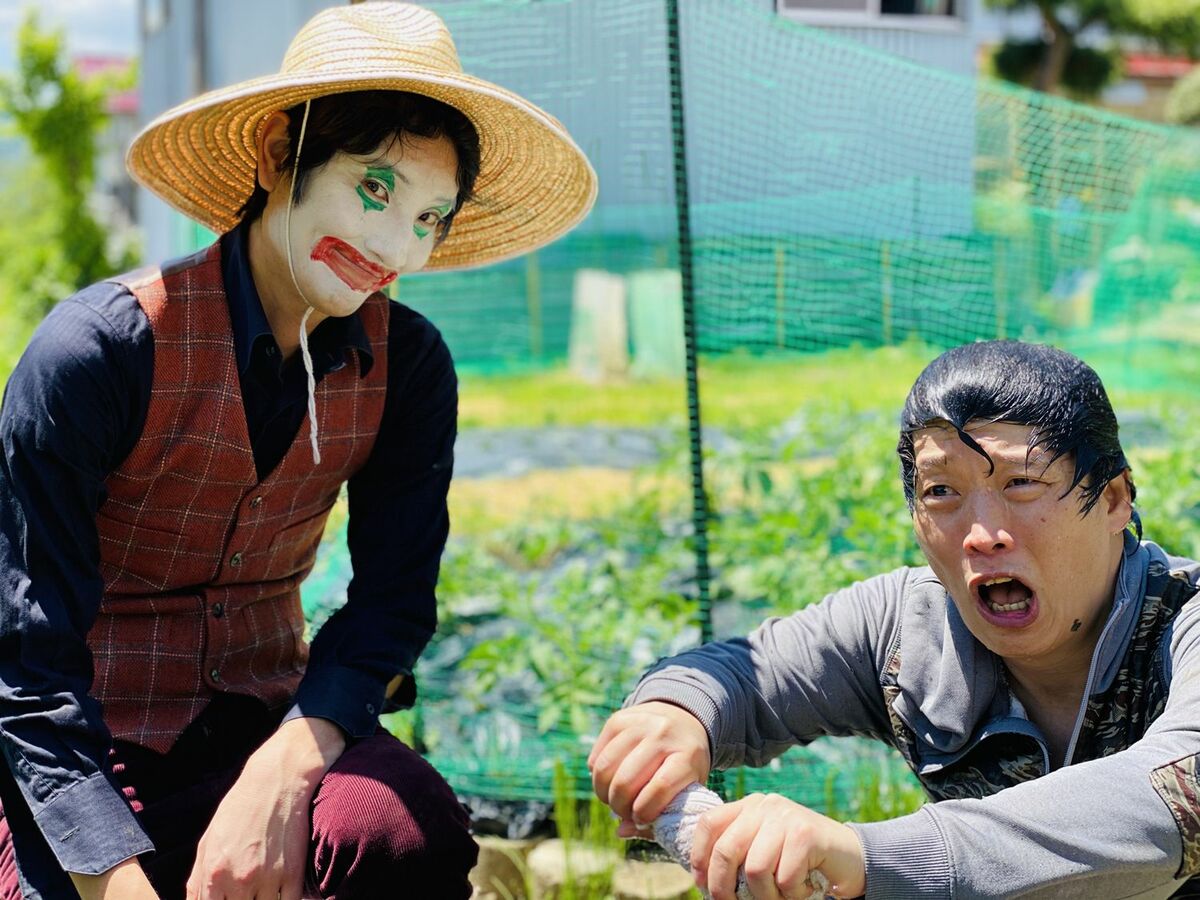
[1090, 529, 1150, 694]
[891, 531, 1154, 761]
[220, 222, 375, 378]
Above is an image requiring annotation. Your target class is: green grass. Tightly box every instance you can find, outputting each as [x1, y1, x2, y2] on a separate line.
[459, 337, 1198, 432]
[409, 339, 1200, 814]
[458, 343, 933, 430]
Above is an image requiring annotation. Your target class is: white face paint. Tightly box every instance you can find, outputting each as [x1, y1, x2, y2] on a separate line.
[261, 132, 460, 322]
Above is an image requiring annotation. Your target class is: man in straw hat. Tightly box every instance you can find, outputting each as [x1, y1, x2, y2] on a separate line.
[0, 3, 596, 898]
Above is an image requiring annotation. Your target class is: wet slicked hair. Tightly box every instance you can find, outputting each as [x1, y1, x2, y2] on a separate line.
[238, 90, 480, 244]
[897, 340, 1135, 521]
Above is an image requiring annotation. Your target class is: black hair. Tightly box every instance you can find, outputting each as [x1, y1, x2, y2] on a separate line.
[238, 89, 481, 243]
[897, 340, 1136, 524]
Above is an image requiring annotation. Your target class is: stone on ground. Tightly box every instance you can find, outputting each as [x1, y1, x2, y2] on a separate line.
[470, 835, 542, 899]
[526, 838, 620, 900]
[612, 859, 697, 899]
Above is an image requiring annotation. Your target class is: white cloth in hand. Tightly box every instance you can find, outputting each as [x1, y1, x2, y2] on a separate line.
[650, 782, 830, 900]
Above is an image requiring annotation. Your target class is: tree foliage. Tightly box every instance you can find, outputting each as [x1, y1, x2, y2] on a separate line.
[1165, 65, 1200, 126]
[991, 38, 1119, 98]
[0, 8, 136, 361]
[985, 0, 1199, 96]
[1125, 0, 1200, 59]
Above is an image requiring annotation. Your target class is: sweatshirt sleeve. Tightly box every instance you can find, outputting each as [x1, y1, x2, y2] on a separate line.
[625, 569, 908, 769]
[850, 595, 1200, 900]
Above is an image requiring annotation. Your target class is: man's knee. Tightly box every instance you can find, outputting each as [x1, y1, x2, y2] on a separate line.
[308, 733, 477, 899]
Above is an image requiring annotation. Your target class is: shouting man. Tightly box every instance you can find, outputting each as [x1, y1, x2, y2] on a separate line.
[592, 341, 1200, 899]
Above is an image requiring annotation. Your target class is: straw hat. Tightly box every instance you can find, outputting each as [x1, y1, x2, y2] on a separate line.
[126, 2, 598, 271]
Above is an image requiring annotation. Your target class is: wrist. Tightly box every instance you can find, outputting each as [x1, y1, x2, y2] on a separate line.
[70, 858, 155, 900]
[832, 821, 867, 898]
[259, 716, 347, 784]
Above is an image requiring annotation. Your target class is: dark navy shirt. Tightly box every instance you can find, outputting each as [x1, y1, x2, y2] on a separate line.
[0, 223, 457, 883]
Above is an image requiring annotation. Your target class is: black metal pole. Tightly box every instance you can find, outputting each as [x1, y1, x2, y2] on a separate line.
[664, 0, 721, 796]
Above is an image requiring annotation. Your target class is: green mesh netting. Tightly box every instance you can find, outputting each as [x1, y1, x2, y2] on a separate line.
[296, 0, 1200, 812]
[393, 0, 1199, 374]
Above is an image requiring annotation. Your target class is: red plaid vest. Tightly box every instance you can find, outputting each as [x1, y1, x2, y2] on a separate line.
[91, 242, 389, 752]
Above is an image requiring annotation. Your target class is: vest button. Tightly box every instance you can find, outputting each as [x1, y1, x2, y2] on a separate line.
[209, 668, 222, 683]
[212, 602, 224, 619]
[230, 552, 243, 568]
[249, 496, 263, 509]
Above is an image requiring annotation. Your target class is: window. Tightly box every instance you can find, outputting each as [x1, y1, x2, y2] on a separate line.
[785, 0, 870, 11]
[778, 0, 960, 28]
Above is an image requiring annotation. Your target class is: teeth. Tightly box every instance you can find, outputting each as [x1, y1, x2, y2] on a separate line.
[989, 600, 1029, 613]
[979, 576, 1029, 614]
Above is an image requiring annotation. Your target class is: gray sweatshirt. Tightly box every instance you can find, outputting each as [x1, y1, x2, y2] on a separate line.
[627, 535, 1200, 898]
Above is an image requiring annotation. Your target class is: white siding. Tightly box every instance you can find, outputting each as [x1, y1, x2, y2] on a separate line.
[819, 24, 975, 76]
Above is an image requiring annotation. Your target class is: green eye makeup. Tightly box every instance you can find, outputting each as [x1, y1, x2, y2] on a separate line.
[365, 167, 396, 191]
[414, 204, 454, 240]
[356, 166, 397, 213]
[356, 185, 385, 212]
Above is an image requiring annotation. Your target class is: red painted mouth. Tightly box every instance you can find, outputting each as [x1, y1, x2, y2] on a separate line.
[311, 236, 397, 294]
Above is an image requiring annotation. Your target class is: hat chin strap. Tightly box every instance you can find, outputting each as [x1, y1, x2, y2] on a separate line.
[284, 99, 321, 466]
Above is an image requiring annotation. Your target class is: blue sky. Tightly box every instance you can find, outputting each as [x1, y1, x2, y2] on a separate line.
[0, 0, 137, 75]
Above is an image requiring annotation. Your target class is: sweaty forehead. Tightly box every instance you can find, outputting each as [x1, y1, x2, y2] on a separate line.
[912, 421, 1058, 472]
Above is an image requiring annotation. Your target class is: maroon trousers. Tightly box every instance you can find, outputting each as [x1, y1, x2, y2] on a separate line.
[0, 696, 477, 899]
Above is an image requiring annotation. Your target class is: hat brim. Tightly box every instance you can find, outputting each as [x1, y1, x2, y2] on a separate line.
[126, 69, 598, 271]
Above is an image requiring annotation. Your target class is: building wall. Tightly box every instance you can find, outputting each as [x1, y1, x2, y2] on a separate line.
[138, 0, 330, 262]
[816, 24, 974, 76]
[137, 0, 980, 260]
[766, 0, 978, 77]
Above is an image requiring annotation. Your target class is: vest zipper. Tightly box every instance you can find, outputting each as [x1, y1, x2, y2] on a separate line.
[1061, 612, 1120, 768]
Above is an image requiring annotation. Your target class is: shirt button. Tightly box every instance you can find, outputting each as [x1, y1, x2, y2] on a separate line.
[212, 602, 224, 619]
[249, 496, 263, 509]
[209, 668, 222, 683]
[265, 345, 276, 357]
[365, 703, 376, 715]
[229, 552, 243, 568]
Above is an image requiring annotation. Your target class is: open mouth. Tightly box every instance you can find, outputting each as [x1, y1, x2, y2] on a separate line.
[311, 236, 398, 294]
[975, 575, 1038, 625]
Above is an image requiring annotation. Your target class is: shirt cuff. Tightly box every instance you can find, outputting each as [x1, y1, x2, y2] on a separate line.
[32, 772, 153, 875]
[849, 807, 954, 899]
[287, 665, 390, 739]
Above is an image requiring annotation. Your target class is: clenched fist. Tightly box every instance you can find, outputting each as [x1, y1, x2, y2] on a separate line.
[589, 701, 712, 831]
